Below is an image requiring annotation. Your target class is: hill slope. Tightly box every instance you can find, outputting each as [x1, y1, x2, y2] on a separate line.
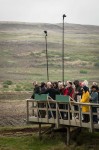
[0, 22, 99, 85]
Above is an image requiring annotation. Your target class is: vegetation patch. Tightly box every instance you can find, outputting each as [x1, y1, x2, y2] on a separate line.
[94, 62, 99, 68]
[0, 128, 99, 150]
[15, 85, 23, 91]
[80, 70, 88, 74]
[3, 80, 13, 85]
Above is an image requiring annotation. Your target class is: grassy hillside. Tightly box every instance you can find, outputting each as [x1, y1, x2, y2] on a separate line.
[0, 22, 99, 91]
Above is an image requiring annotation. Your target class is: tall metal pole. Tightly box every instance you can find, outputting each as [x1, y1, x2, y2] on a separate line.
[44, 30, 49, 81]
[62, 14, 66, 84]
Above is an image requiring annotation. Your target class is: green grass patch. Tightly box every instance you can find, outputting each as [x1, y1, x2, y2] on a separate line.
[0, 135, 65, 150]
[80, 70, 88, 74]
[0, 128, 99, 150]
[3, 80, 13, 85]
[15, 85, 23, 91]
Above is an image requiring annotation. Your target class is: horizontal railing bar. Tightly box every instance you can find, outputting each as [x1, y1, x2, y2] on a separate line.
[26, 99, 99, 106]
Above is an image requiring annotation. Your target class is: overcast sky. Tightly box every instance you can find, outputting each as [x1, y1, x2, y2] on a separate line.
[0, 0, 99, 25]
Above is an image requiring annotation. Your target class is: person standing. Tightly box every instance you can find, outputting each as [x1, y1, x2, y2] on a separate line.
[31, 81, 40, 99]
[80, 86, 90, 123]
[90, 85, 98, 123]
[41, 82, 60, 118]
[63, 81, 74, 120]
[73, 80, 83, 118]
[64, 81, 74, 98]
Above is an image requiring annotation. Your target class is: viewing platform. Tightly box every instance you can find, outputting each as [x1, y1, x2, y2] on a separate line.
[26, 94, 99, 145]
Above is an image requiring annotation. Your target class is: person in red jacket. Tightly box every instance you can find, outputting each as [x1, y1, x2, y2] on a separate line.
[64, 81, 74, 98]
[63, 81, 74, 120]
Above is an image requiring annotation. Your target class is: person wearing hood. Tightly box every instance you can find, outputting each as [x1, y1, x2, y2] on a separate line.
[90, 85, 98, 123]
[80, 86, 90, 122]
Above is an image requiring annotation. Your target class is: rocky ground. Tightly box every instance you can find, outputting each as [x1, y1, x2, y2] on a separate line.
[0, 98, 50, 136]
[0, 99, 27, 127]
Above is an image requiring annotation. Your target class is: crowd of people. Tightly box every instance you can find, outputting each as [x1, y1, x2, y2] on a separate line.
[31, 80, 99, 123]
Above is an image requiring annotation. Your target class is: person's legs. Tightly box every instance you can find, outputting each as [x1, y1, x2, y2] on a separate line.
[92, 107, 98, 123]
[82, 114, 89, 122]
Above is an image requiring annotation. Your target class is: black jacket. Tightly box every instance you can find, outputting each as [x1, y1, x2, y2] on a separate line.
[41, 88, 60, 100]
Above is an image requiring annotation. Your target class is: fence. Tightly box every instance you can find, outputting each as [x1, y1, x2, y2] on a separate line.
[26, 94, 99, 132]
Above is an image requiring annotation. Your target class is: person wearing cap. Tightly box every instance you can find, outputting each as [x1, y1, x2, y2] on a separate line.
[90, 85, 98, 123]
[80, 86, 90, 122]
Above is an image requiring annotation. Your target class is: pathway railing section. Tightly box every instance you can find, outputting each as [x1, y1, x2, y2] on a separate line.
[26, 94, 99, 132]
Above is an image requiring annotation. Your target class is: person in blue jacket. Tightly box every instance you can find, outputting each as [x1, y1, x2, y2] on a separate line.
[90, 85, 98, 123]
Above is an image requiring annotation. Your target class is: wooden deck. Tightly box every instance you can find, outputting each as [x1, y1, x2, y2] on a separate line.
[26, 95, 99, 145]
[26, 96, 99, 131]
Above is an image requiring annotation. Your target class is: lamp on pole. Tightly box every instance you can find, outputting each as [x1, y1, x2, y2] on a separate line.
[62, 14, 66, 84]
[44, 30, 49, 81]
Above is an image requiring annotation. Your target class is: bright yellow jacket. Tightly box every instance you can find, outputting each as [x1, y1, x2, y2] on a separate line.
[80, 91, 90, 112]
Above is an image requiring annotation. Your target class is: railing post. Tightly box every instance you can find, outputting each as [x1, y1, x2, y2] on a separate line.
[89, 105, 93, 132]
[68, 103, 70, 124]
[37, 101, 39, 122]
[46, 101, 48, 123]
[56, 102, 59, 128]
[79, 104, 82, 127]
[26, 100, 29, 123]
[32, 101, 35, 116]
[68, 97, 71, 124]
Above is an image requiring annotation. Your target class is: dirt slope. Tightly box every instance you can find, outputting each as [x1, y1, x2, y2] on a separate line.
[0, 99, 27, 126]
